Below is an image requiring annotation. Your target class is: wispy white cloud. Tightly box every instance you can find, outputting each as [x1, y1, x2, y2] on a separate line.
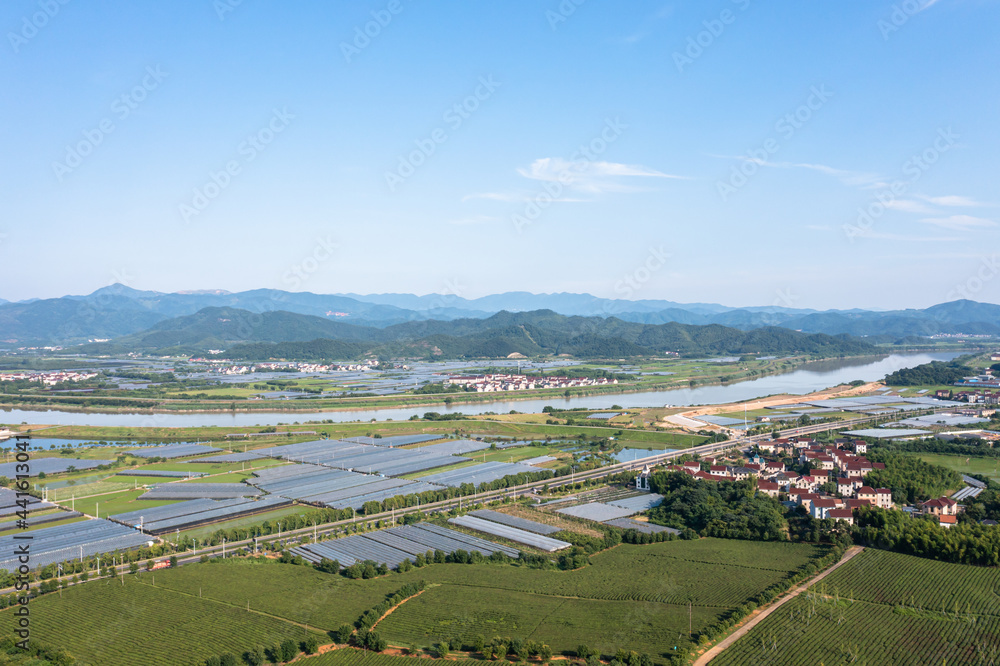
[716, 154, 884, 188]
[886, 199, 936, 214]
[516, 157, 686, 194]
[916, 194, 983, 207]
[920, 215, 996, 231]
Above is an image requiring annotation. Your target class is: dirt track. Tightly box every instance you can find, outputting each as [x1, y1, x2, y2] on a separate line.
[693, 546, 865, 665]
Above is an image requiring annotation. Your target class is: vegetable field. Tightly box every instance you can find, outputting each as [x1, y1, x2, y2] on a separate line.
[24, 576, 319, 666]
[379, 585, 718, 658]
[714, 548, 1000, 666]
[151, 558, 401, 630]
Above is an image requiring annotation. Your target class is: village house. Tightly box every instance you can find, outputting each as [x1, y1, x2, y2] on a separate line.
[921, 496, 960, 516]
[828, 508, 855, 525]
[756, 480, 781, 498]
[810, 498, 838, 520]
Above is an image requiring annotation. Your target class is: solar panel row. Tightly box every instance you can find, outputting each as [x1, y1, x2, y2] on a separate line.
[605, 494, 664, 513]
[602, 518, 679, 535]
[116, 470, 205, 478]
[556, 503, 635, 522]
[0, 519, 152, 572]
[135, 496, 291, 534]
[111, 498, 249, 526]
[138, 483, 261, 500]
[448, 515, 571, 552]
[290, 523, 518, 569]
[127, 444, 222, 459]
[0, 458, 114, 477]
[468, 509, 561, 535]
[249, 462, 447, 510]
[255, 439, 475, 477]
[190, 451, 265, 463]
[0, 510, 82, 533]
[419, 461, 551, 488]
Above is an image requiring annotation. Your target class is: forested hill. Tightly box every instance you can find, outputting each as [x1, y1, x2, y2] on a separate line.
[84, 307, 877, 360]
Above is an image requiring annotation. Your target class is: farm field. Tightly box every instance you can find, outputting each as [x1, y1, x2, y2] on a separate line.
[907, 453, 1000, 483]
[150, 558, 402, 630]
[387, 539, 827, 607]
[24, 538, 827, 664]
[21, 575, 320, 666]
[60, 487, 182, 517]
[712, 548, 1000, 666]
[378, 585, 717, 658]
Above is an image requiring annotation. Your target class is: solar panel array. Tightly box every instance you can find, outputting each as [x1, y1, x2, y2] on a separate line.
[116, 470, 205, 478]
[255, 439, 472, 476]
[113, 496, 290, 534]
[250, 463, 445, 509]
[112, 498, 247, 527]
[419, 461, 550, 488]
[0, 510, 82, 533]
[127, 444, 222, 459]
[0, 458, 114, 477]
[952, 486, 984, 501]
[0, 488, 51, 516]
[602, 518, 679, 534]
[138, 483, 261, 500]
[520, 455, 557, 466]
[468, 509, 562, 535]
[291, 523, 519, 568]
[339, 434, 444, 447]
[191, 451, 264, 463]
[0, 519, 152, 572]
[449, 515, 571, 552]
[556, 503, 635, 522]
[606, 494, 664, 513]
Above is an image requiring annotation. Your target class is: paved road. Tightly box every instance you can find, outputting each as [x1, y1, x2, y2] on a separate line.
[693, 546, 865, 665]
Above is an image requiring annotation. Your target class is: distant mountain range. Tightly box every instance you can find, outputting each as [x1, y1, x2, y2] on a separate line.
[78, 307, 877, 360]
[0, 284, 998, 346]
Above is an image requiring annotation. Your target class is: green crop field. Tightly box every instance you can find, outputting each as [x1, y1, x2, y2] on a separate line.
[20, 576, 320, 666]
[25, 539, 826, 664]
[59, 488, 182, 517]
[379, 585, 717, 658]
[907, 452, 1000, 483]
[384, 540, 828, 607]
[713, 548, 1000, 666]
[151, 558, 402, 630]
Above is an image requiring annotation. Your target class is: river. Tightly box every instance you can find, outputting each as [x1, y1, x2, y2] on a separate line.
[0, 352, 962, 428]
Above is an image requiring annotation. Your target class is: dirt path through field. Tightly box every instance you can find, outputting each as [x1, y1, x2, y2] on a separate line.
[693, 546, 864, 665]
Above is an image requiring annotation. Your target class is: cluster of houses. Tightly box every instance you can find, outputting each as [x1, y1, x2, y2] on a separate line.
[638, 434, 975, 529]
[0, 370, 99, 385]
[935, 389, 1000, 405]
[445, 373, 617, 392]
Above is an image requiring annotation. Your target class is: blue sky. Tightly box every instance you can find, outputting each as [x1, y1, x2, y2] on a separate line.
[1, 0, 996, 310]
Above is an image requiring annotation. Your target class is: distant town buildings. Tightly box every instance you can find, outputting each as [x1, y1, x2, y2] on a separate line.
[445, 373, 616, 392]
[187, 359, 378, 374]
[0, 370, 98, 385]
